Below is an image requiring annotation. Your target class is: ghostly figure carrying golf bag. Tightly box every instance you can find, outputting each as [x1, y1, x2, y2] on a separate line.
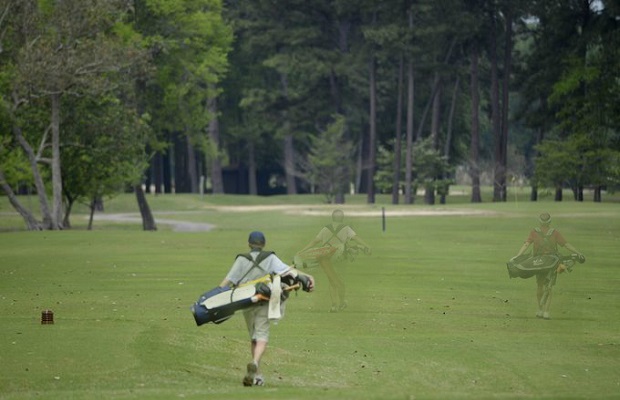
[506, 253, 585, 308]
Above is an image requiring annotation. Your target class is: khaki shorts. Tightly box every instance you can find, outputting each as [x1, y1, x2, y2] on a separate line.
[243, 302, 286, 342]
[243, 304, 270, 342]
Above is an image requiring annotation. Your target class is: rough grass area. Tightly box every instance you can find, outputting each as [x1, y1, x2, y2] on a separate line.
[0, 193, 619, 399]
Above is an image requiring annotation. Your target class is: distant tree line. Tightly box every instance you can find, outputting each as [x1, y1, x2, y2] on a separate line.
[1, 0, 619, 230]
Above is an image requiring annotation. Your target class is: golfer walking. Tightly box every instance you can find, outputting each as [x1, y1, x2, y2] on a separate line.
[297, 210, 370, 312]
[219, 231, 315, 386]
[513, 213, 584, 320]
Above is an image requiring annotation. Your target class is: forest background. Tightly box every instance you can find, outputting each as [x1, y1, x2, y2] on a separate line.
[1, 0, 619, 231]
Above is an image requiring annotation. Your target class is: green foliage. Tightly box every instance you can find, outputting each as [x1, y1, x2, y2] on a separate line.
[412, 137, 453, 195]
[305, 115, 353, 203]
[517, 1, 620, 198]
[60, 95, 151, 213]
[137, 0, 232, 141]
[374, 142, 400, 194]
[533, 139, 579, 189]
[0, 136, 35, 187]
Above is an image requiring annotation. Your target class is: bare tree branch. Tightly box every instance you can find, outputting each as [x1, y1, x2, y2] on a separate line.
[36, 124, 52, 159]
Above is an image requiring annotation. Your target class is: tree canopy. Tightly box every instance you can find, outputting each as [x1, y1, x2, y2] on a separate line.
[1, 0, 619, 229]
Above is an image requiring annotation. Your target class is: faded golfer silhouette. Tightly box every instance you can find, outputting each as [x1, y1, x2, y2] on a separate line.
[509, 213, 585, 320]
[295, 210, 370, 312]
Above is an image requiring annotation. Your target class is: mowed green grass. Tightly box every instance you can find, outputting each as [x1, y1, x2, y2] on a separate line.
[0, 193, 619, 399]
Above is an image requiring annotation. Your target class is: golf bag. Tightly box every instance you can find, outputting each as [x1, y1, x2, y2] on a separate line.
[190, 273, 310, 326]
[506, 254, 559, 279]
[190, 284, 260, 326]
[506, 253, 584, 279]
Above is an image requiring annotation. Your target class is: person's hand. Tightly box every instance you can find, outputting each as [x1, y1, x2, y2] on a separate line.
[297, 274, 314, 292]
[556, 263, 568, 274]
[578, 253, 586, 263]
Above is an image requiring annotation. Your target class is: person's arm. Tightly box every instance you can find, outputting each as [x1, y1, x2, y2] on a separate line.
[351, 235, 371, 252]
[515, 241, 531, 257]
[562, 242, 583, 256]
[219, 278, 233, 288]
[270, 255, 315, 292]
[219, 257, 243, 288]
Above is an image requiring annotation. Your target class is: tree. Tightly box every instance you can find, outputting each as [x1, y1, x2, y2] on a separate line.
[60, 95, 151, 229]
[133, 0, 232, 194]
[469, 40, 482, 203]
[413, 137, 451, 205]
[304, 115, 353, 203]
[533, 139, 579, 201]
[1, 0, 148, 230]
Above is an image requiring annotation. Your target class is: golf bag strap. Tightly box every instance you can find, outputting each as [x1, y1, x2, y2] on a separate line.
[535, 228, 556, 253]
[535, 227, 555, 237]
[232, 251, 275, 288]
[324, 224, 346, 246]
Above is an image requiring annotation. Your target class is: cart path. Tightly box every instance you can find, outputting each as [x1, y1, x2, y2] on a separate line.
[92, 212, 215, 232]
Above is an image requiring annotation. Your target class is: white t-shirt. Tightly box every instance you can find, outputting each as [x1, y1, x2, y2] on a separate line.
[316, 224, 356, 247]
[225, 250, 290, 286]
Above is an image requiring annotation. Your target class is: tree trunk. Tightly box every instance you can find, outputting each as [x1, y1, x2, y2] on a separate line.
[593, 186, 602, 202]
[554, 185, 563, 201]
[392, 54, 404, 205]
[63, 195, 74, 229]
[530, 129, 543, 201]
[283, 133, 297, 194]
[424, 184, 435, 205]
[207, 94, 224, 194]
[430, 78, 442, 150]
[154, 152, 163, 194]
[186, 134, 198, 194]
[366, 54, 377, 204]
[404, 52, 415, 204]
[87, 197, 96, 231]
[440, 75, 460, 205]
[0, 169, 42, 230]
[445, 76, 459, 161]
[135, 184, 157, 230]
[415, 78, 437, 142]
[50, 92, 64, 229]
[489, 9, 503, 202]
[173, 133, 187, 192]
[416, 38, 456, 143]
[470, 43, 482, 203]
[355, 140, 363, 193]
[248, 141, 258, 195]
[13, 126, 54, 228]
[278, 72, 297, 195]
[500, 5, 513, 202]
[163, 147, 172, 193]
[530, 185, 538, 201]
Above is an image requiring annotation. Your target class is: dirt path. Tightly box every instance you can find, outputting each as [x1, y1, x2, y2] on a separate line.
[208, 204, 499, 217]
[89, 205, 498, 232]
[92, 212, 215, 232]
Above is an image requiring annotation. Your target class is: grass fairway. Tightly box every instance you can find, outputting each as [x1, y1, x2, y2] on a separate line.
[1, 193, 619, 399]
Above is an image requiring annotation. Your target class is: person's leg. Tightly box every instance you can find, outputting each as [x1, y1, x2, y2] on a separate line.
[243, 308, 261, 386]
[542, 290, 552, 318]
[320, 259, 346, 310]
[243, 305, 270, 386]
[252, 339, 268, 365]
[536, 274, 544, 317]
